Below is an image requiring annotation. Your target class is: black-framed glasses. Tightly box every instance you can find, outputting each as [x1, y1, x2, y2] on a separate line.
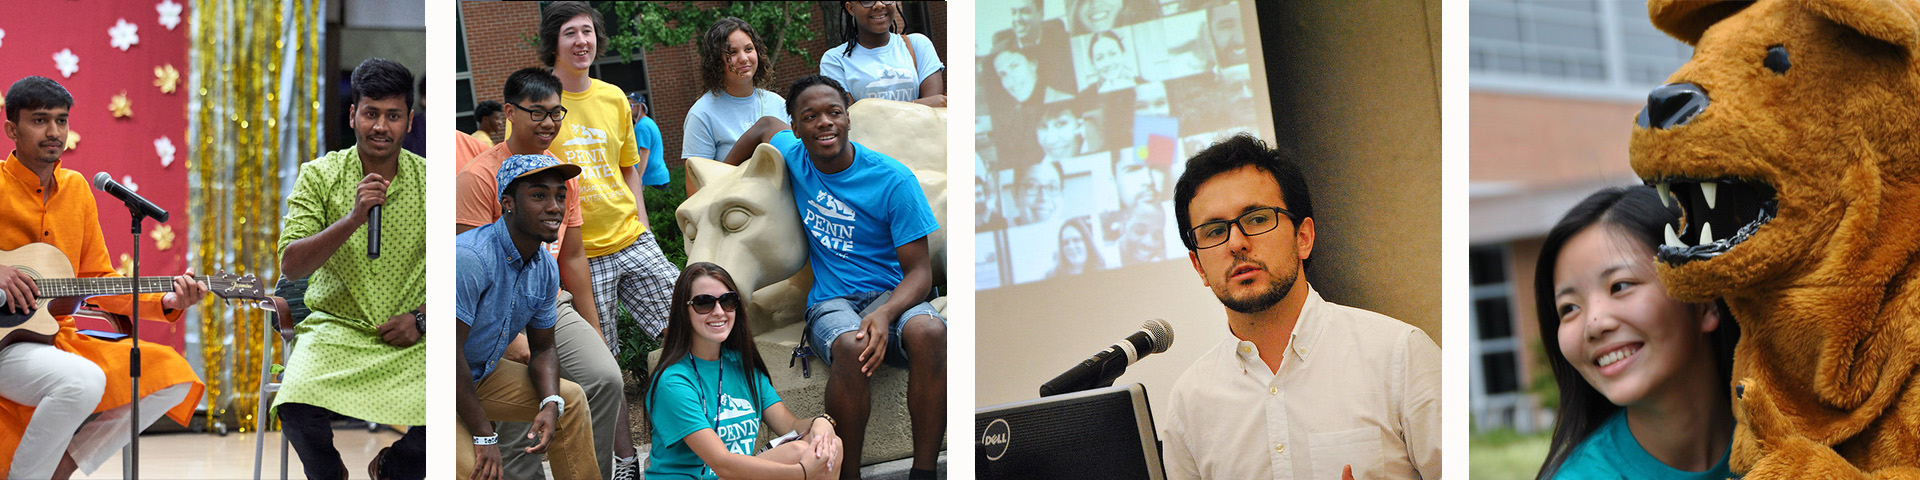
[1185, 206, 1300, 249]
[689, 292, 741, 314]
[507, 102, 568, 122]
[857, 1, 896, 7]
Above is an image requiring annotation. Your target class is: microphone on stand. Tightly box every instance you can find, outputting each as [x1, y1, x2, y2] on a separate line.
[92, 171, 165, 479]
[92, 173, 168, 222]
[367, 205, 382, 259]
[1040, 319, 1175, 397]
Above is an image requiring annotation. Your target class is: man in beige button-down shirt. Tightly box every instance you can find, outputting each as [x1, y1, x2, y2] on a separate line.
[1163, 134, 1440, 479]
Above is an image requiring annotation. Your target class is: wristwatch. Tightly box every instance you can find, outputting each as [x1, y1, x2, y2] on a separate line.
[413, 309, 425, 335]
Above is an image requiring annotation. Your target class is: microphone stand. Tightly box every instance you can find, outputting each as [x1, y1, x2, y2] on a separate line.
[124, 206, 149, 480]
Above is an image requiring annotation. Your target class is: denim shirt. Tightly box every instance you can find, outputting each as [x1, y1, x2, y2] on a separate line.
[456, 217, 559, 381]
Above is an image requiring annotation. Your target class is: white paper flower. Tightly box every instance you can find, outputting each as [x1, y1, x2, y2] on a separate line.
[157, 0, 183, 31]
[121, 175, 139, 192]
[155, 136, 175, 167]
[53, 49, 79, 78]
[110, 19, 140, 51]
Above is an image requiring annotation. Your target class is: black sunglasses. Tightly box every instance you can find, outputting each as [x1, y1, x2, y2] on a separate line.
[689, 292, 741, 314]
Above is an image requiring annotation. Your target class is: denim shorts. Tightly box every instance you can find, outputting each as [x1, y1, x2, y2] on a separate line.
[805, 290, 944, 368]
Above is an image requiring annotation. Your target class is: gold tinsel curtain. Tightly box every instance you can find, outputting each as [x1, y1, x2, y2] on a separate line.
[187, 0, 324, 433]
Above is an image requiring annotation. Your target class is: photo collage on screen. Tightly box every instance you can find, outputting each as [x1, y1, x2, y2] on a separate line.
[976, 0, 1262, 291]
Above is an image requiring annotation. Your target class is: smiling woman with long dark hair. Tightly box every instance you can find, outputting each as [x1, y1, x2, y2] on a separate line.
[1532, 185, 1740, 479]
[645, 262, 843, 480]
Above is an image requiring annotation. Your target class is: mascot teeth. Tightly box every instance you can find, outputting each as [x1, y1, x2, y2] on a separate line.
[1646, 178, 1777, 265]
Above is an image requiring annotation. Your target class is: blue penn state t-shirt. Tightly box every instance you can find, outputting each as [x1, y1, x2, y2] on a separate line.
[769, 130, 939, 305]
[645, 350, 782, 479]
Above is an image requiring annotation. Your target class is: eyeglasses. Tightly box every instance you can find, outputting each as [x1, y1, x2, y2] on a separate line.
[857, 1, 896, 7]
[688, 292, 741, 314]
[1185, 206, 1300, 249]
[507, 102, 568, 122]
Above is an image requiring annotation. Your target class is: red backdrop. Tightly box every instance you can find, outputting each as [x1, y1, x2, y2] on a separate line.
[0, 0, 191, 277]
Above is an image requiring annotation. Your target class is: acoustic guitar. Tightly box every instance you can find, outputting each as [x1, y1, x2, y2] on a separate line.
[0, 242, 267, 347]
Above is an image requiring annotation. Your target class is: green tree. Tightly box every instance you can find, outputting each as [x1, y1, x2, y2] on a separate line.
[599, 2, 819, 81]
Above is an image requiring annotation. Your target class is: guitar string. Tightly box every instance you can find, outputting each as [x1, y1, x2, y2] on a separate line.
[35, 277, 176, 298]
[32, 277, 255, 299]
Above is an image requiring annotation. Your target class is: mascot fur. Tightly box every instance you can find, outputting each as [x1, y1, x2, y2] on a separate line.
[1630, 0, 1920, 476]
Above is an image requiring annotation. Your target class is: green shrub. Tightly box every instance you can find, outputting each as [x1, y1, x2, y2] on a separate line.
[644, 164, 687, 269]
[615, 302, 664, 378]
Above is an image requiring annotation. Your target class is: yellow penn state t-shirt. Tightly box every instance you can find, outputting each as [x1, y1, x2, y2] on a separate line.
[541, 78, 647, 257]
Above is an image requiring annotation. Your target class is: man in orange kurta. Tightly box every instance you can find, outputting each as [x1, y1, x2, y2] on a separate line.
[0, 76, 207, 479]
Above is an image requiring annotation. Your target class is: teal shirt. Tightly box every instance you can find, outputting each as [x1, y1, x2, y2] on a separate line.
[1554, 411, 1733, 480]
[646, 350, 783, 479]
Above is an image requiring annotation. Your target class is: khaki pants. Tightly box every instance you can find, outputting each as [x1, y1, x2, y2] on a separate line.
[499, 290, 624, 480]
[457, 360, 600, 480]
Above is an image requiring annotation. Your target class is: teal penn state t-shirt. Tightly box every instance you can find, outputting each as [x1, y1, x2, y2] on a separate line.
[646, 350, 782, 479]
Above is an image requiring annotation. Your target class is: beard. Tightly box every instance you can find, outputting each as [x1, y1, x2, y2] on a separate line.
[1217, 256, 1298, 314]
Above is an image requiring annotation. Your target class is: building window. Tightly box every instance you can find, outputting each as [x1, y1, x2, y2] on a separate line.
[1469, 0, 1693, 100]
[456, 8, 476, 134]
[1470, 244, 1531, 431]
[593, 56, 650, 100]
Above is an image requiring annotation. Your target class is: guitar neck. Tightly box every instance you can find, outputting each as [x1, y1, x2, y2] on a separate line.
[35, 276, 177, 299]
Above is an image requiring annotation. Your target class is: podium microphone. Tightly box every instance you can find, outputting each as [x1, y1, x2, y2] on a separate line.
[1040, 319, 1174, 397]
[367, 205, 382, 259]
[92, 173, 168, 222]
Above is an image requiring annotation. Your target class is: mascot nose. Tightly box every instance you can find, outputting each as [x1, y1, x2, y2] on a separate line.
[1637, 82, 1710, 130]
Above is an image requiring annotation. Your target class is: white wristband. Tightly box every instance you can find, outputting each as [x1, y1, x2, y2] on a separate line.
[539, 394, 565, 417]
[473, 434, 498, 446]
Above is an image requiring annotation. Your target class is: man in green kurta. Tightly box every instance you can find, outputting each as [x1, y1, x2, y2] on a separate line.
[274, 58, 426, 480]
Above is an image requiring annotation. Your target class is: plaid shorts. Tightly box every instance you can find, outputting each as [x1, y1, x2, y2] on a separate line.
[587, 232, 680, 354]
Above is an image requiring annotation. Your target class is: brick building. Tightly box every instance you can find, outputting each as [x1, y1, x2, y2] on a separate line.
[1466, 0, 1692, 434]
[457, 1, 947, 171]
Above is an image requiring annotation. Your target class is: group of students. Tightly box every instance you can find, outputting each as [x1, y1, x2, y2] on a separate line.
[453, 2, 947, 480]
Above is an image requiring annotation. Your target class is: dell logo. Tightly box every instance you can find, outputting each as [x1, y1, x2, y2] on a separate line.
[980, 418, 1011, 461]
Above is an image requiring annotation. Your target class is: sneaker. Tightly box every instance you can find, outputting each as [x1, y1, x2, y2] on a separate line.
[612, 455, 640, 480]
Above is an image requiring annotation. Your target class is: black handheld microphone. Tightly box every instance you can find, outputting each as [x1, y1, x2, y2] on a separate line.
[367, 205, 382, 259]
[92, 173, 169, 223]
[1039, 319, 1174, 397]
